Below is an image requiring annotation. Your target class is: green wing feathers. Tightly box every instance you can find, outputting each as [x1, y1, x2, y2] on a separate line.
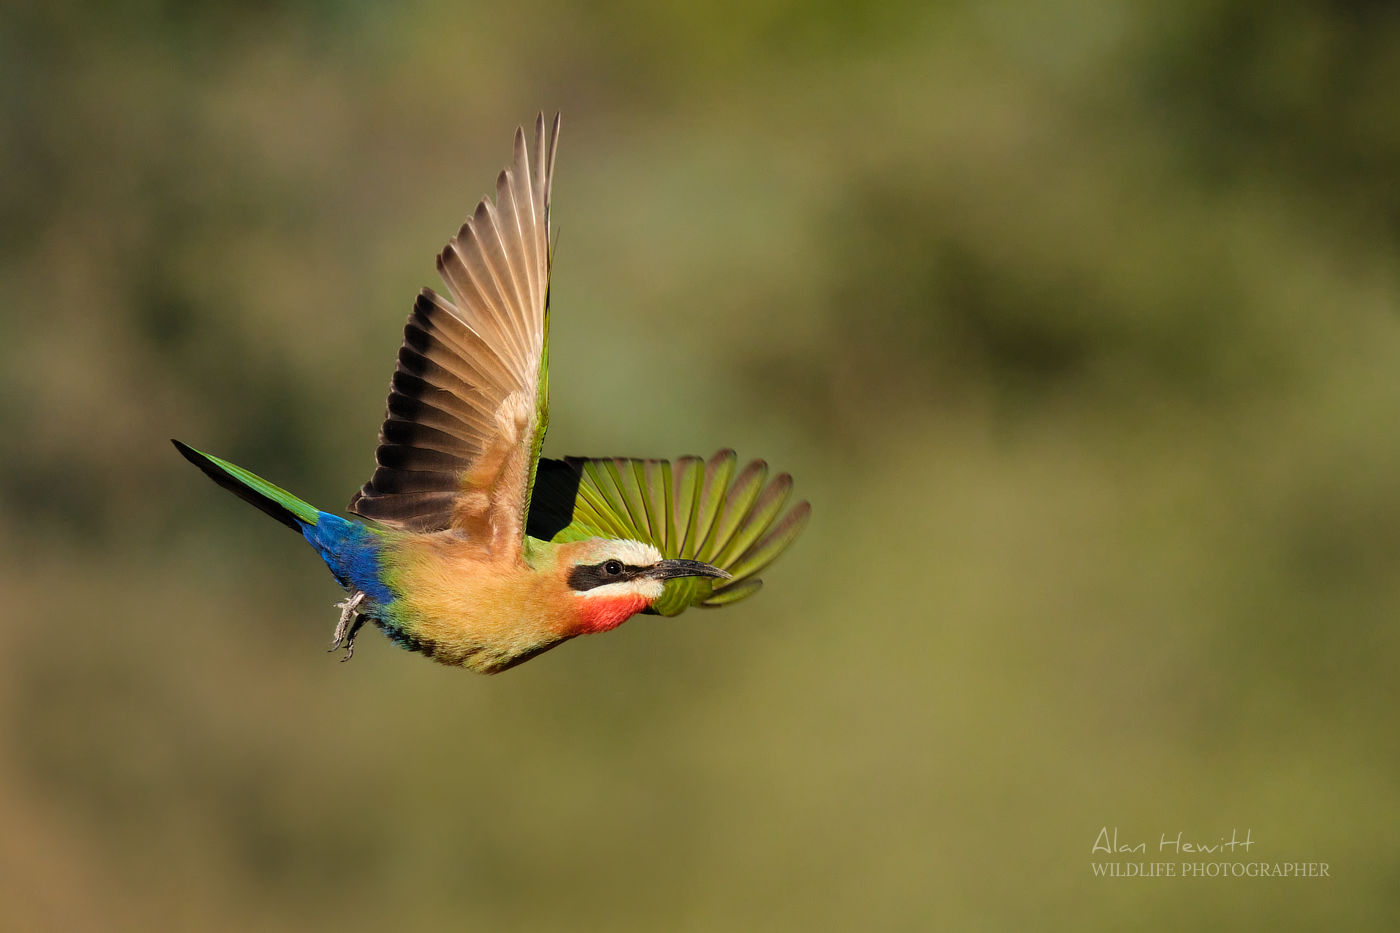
[531, 450, 810, 615]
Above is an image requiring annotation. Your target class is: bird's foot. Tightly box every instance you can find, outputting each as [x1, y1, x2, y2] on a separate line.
[330, 590, 367, 662]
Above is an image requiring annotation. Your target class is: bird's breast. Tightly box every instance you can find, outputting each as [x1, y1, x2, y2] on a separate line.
[375, 534, 574, 673]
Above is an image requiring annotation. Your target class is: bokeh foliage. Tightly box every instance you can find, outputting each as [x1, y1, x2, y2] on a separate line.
[3, 0, 1399, 929]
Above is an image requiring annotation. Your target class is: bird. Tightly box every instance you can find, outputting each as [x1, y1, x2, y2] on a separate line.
[173, 114, 809, 674]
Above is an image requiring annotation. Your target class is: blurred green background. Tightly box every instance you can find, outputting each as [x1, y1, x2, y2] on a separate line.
[3, 0, 1399, 929]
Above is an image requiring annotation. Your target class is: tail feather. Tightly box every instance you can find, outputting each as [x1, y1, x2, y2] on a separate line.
[172, 439, 320, 531]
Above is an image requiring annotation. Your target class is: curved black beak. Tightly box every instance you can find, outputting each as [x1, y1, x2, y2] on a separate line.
[647, 558, 731, 581]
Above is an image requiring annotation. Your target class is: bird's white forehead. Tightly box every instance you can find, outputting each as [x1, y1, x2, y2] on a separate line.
[602, 539, 663, 566]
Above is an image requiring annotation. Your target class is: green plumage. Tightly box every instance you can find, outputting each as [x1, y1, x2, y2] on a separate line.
[173, 441, 320, 530]
[530, 450, 811, 617]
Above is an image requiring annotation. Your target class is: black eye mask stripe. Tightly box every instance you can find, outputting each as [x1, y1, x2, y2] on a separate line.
[567, 562, 647, 592]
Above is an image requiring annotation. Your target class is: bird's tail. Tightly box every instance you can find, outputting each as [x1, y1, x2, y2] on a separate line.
[172, 439, 321, 532]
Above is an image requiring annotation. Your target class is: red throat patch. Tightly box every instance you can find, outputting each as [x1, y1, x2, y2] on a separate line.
[576, 593, 650, 634]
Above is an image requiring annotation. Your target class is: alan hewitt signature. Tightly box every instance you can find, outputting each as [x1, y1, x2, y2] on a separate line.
[1092, 826, 1255, 855]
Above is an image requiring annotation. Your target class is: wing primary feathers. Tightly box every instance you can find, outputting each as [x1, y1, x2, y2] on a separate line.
[701, 578, 764, 607]
[724, 500, 811, 581]
[389, 368, 496, 441]
[711, 472, 792, 569]
[374, 427, 469, 465]
[436, 240, 513, 371]
[488, 189, 536, 368]
[691, 450, 736, 557]
[608, 459, 653, 538]
[509, 129, 541, 332]
[465, 202, 527, 373]
[655, 460, 677, 557]
[533, 115, 548, 219]
[671, 457, 704, 556]
[577, 461, 635, 539]
[544, 113, 561, 220]
[350, 115, 559, 543]
[530, 449, 809, 614]
[632, 459, 666, 551]
[698, 460, 766, 563]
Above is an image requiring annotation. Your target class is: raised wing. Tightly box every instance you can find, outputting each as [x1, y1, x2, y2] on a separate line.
[349, 114, 560, 557]
[527, 450, 810, 615]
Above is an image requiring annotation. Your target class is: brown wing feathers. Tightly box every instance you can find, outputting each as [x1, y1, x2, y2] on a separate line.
[349, 114, 558, 548]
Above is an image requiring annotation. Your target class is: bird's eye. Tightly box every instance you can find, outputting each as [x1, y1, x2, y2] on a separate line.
[603, 560, 623, 576]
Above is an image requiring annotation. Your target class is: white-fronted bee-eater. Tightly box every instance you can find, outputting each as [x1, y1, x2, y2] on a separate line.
[174, 114, 810, 674]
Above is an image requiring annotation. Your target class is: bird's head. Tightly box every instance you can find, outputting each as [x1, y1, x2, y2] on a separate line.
[559, 539, 729, 634]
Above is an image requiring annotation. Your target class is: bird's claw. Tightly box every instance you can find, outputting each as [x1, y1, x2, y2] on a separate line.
[330, 590, 367, 662]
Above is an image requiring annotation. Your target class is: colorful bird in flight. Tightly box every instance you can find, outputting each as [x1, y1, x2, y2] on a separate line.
[174, 114, 809, 674]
